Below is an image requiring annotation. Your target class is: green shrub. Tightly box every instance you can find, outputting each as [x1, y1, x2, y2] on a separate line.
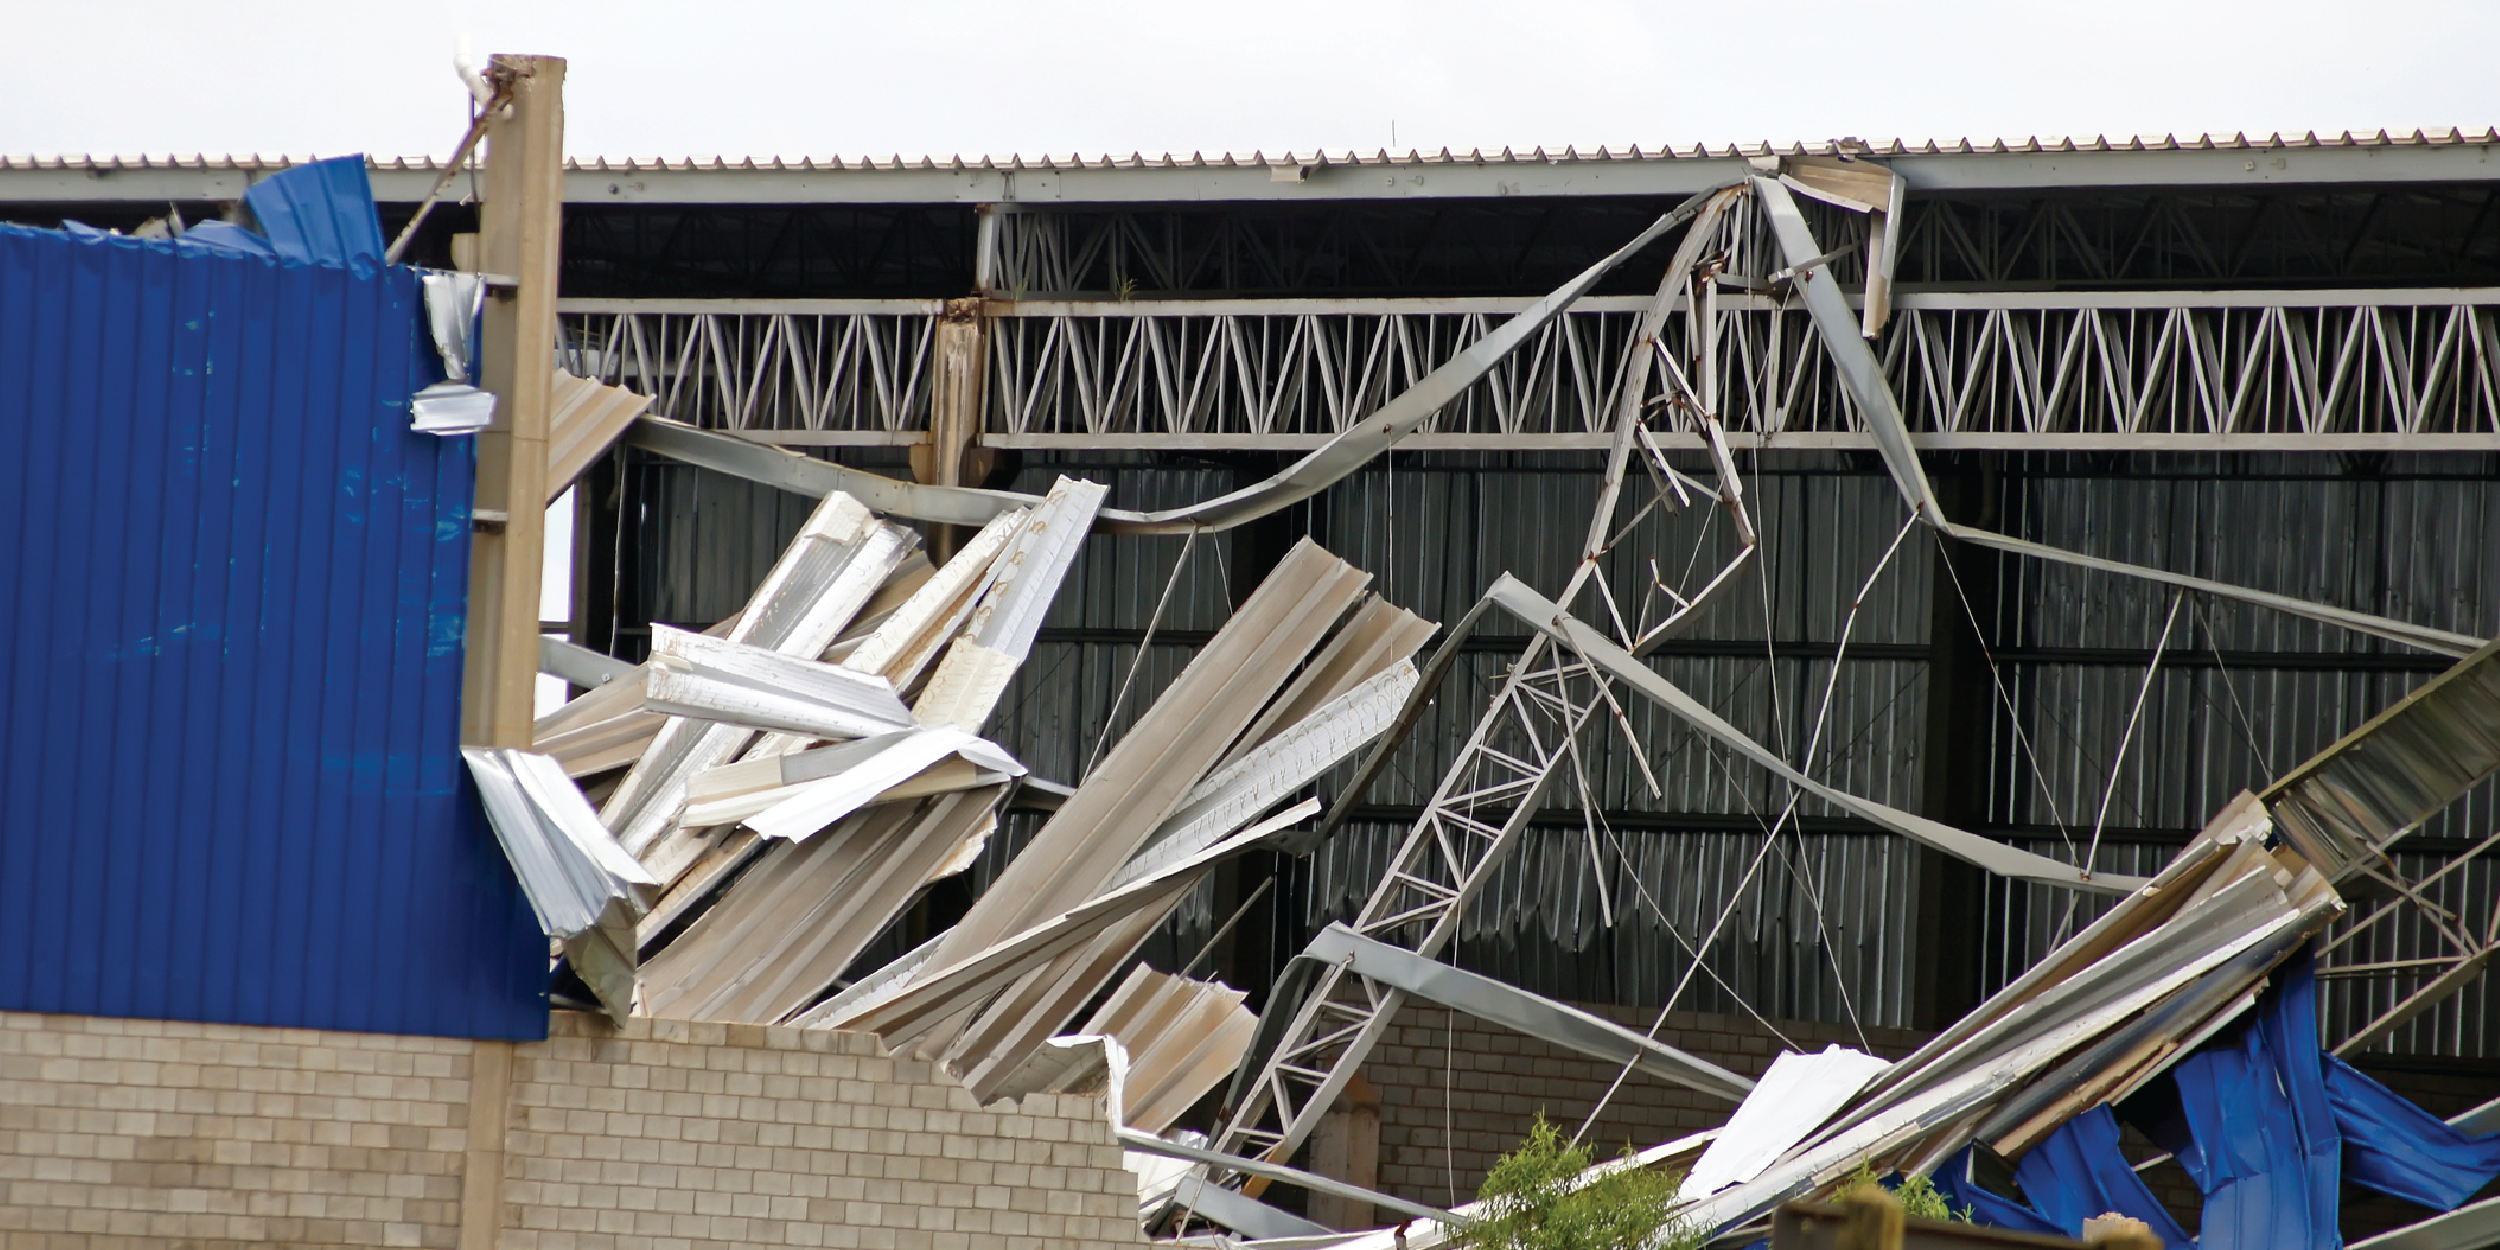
[1843, 1160, 1973, 1223]
[1458, 1117, 1700, 1250]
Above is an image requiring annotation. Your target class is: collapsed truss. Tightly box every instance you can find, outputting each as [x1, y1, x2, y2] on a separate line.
[596, 165, 2500, 1237]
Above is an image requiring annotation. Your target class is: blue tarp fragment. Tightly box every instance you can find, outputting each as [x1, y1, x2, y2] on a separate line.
[2155, 950, 2344, 1249]
[1929, 1109, 2191, 1248]
[47, 157, 387, 268]
[242, 155, 386, 273]
[1926, 946, 2500, 1250]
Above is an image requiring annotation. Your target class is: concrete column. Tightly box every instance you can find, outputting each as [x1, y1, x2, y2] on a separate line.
[1307, 1072, 1383, 1230]
[461, 55, 566, 747]
[911, 296, 990, 564]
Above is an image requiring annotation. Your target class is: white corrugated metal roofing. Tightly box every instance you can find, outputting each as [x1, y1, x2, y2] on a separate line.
[4, 127, 2496, 175]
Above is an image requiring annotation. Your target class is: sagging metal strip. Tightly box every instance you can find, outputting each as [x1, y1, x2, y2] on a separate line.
[1485, 574, 2141, 894]
[626, 183, 1746, 537]
[1751, 174, 2484, 660]
[1300, 922, 1753, 1102]
[1117, 1127, 1461, 1229]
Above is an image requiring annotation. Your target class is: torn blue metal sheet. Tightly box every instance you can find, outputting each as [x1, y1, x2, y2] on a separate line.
[0, 218, 547, 1039]
[2326, 1055, 2500, 1211]
[2149, 952, 2342, 1250]
[2013, 1107, 2194, 1249]
[173, 219, 277, 259]
[2123, 945, 2500, 1249]
[1929, 1148, 2068, 1238]
[2108, 947, 2500, 1248]
[1929, 1109, 2190, 1249]
[241, 155, 386, 273]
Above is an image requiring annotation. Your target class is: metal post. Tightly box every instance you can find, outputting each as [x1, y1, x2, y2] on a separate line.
[461, 54, 566, 748]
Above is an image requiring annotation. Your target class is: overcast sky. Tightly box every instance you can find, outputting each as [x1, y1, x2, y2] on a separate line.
[5, 1, 2493, 162]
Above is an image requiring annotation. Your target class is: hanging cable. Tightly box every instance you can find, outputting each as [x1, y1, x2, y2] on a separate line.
[1932, 530, 2078, 855]
[2085, 591, 2183, 874]
[2193, 597, 2279, 783]
[1574, 508, 1917, 1139]
[1083, 528, 1197, 780]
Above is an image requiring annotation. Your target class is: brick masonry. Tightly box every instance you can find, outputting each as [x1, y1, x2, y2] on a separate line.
[2, 1001, 2486, 1245]
[0, 1011, 1143, 1250]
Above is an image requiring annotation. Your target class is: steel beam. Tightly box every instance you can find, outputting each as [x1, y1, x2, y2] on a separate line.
[561, 289, 2500, 317]
[569, 286, 2500, 449]
[1116, 1128, 1460, 1228]
[1754, 175, 2491, 658]
[1165, 1176, 1331, 1240]
[1484, 574, 2140, 894]
[1298, 923, 1753, 1101]
[2349, 1191, 2500, 1250]
[538, 635, 635, 688]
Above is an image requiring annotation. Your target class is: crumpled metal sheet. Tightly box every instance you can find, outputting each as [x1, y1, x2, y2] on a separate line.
[2264, 637, 2500, 876]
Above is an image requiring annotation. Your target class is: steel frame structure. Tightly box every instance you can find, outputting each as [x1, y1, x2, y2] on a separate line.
[1193, 176, 2500, 1191]
[557, 288, 2500, 449]
[526, 150, 2500, 1096]
[2325, 838, 2500, 1057]
[1211, 630, 1612, 1166]
[1746, 173, 2500, 1070]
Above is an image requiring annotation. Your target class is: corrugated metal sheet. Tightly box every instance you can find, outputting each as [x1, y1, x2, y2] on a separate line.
[612, 445, 2500, 1053]
[12, 128, 2497, 176]
[1979, 835, 2500, 1061]
[0, 222, 548, 1039]
[241, 155, 388, 273]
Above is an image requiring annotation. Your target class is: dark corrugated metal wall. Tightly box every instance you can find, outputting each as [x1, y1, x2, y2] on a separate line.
[593, 447, 2500, 1051]
[0, 225, 548, 1039]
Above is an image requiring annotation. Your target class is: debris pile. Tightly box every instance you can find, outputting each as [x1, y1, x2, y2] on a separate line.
[458, 169, 2500, 1250]
[471, 475, 1432, 1141]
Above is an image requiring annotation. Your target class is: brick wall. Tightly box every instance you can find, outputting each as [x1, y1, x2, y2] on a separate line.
[1357, 999, 2496, 1240]
[0, 1011, 475, 1245]
[1360, 1001, 1931, 1208]
[0, 1011, 1143, 1250]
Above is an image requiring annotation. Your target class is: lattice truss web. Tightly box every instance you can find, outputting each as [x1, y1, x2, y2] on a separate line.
[1204, 174, 2500, 1201]
[558, 186, 2500, 443]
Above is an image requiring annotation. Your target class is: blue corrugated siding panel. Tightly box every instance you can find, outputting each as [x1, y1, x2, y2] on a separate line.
[243, 155, 387, 273]
[0, 222, 548, 1039]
